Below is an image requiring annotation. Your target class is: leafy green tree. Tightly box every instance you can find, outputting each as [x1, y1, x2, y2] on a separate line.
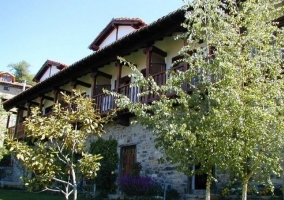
[0, 100, 8, 161]
[90, 138, 119, 197]
[6, 90, 108, 200]
[8, 60, 35, 86]
[110, 1, 284, 200]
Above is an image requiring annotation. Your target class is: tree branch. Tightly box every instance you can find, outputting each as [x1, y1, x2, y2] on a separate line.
[52, 177, 74, 188]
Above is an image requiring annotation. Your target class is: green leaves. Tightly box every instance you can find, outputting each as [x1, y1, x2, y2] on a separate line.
[79, 152, 102, 179]
[6, 90, 109, 199]
[113, 1, 284, 200]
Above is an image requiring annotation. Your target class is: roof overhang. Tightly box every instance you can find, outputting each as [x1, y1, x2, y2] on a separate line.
[3, 8, 185, 111]
[88, 18, 147, 51]
[33, 60, 68, 83]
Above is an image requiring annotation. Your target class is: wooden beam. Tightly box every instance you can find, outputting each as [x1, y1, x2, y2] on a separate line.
[96, 70, 112, 79]
[16, 105, 27, 110]
[143, 45, 167, 57]
[30, 101, 40, 106]
[71, 79, 91, 88]
[42, 95, 54, 101]
[59, 89, 72, 96]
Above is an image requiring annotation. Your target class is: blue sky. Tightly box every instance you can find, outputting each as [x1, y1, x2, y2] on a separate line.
[0, 1, 184, 75]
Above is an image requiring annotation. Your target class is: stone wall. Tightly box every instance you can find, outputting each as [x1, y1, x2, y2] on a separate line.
[90, 119, 188, 195]
[10, 155, 25, 182]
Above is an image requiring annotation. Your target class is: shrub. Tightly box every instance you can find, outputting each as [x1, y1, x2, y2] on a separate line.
[130, 162, 142, 177]
[89, 138, 119, 196]
[118, 174, 162, 196]
[166, 188, 180, 200]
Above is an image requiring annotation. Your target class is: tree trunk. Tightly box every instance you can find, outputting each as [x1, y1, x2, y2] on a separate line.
[205, 179, 211, 200]
[241, 181, 248, 200]
[205, 170, 212, 200]
[71, 167, 77, 200]
[73, 185, 77, 200]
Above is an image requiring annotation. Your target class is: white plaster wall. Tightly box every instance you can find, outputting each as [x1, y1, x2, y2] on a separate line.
[117, 26, 135, 40]
[60, 83, 72, 94]
[42, 91, 55, 114]
[99, 26, 136, 50]
[124, 49, 147, 74]
[99, 64, 116, 90]
[97, 76, 111, 85]
[40, 66, 61, 82]
[97, 34, 183, 90]
[100, 30, 117, 49]
[77, 74, 92, 97]
[154, 36, 184, 70]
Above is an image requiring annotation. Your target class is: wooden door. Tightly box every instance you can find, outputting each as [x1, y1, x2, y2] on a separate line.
[121, 145, 136, 176]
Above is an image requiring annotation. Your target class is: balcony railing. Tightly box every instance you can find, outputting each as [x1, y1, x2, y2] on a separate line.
[93, 93, 115, 114]
[118, 84, 141, 103]
[148, 70, 167, 101]
[8, 65, 200, 136]
[7, 123, 25, 140]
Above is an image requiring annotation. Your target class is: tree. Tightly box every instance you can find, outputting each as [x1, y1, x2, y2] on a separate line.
[110, 1, 284, 200]
[89, 138, 119, 197]
[0, 100, 8, 162]
[6, 90, 108, 200]
[8, 60, 35, 86]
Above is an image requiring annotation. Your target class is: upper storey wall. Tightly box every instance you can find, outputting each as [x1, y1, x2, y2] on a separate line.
[99, 26, 136, 50]
[40, 65, 62, 82]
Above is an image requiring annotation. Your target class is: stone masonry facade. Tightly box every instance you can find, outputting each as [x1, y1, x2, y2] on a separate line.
[90, 118, 189, 195]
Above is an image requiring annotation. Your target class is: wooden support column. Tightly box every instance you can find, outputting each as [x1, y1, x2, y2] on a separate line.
[6, 114, 10, 129]
[91, 72, 98, 97]
[115, 61, 122, 93]
[53, 89, 60, 103]
[144, 47, 152, 103]
[27, 102, 31, 117]
[38, 96, 44, 115]
[70, 80, 77, 96]
[14, 108, 23, 137]
[145, 50, 151, 79]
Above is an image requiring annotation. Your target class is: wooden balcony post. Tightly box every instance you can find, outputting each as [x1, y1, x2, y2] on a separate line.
[53, 89, 60, 103]
[115, 61, 122, 93]
[91, 72, 98, 97]
[145, 47, 151, 79]
[70, 80, 77, 96]
[144, 47, 152, 103]
[14, 107, 23, 138]
[38, 96, 44, 115]
[6, 114, 10, 129]
[27, 102, 31, 117]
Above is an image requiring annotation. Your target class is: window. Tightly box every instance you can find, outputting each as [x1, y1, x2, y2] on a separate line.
[3, 86, 9, 91]
[1, 75, 12, 82]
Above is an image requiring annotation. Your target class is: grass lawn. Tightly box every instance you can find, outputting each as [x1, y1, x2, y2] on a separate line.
[0, 189, 91, 200]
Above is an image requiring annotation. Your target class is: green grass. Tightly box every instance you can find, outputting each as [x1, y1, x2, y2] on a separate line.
[0, 189, 91, 200]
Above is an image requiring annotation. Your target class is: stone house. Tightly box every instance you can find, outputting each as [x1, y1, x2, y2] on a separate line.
[0, 71, 31, 184]
[2, 7, 284, 197]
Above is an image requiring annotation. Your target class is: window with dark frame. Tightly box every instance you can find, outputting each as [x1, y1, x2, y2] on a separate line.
[3, 86, 9, 91]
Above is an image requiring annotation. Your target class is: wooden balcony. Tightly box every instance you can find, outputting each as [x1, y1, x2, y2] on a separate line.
[148, 70, 167, 102]
[93, 93, 115, 114]
[7, 123, 25, 140]
[8, 65, 194, 133]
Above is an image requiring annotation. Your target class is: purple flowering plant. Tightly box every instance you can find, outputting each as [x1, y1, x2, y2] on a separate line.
[117, 174, 162, 196]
